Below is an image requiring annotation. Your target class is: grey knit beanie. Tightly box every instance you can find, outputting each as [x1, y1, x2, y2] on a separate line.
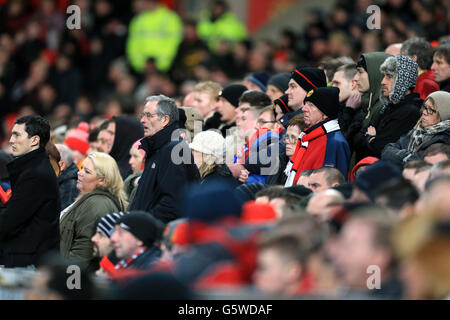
[427, 91, 450, 121]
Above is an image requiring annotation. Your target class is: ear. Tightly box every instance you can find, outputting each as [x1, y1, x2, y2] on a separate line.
[97, 176, 106, 186]
[412, 55, 418, 63]
[59, 160, 66, 172]
[31, 135, 40, 148]
[161, 115, 170, 127]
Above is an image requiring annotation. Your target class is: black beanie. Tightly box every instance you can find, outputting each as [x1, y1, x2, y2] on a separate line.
[291, 67, 327, 92]
[116, 211, 165, 247]
[273, 94, 292, 114]
[268, 72, 290, 93]
[219, 84, 248, 108]
[356, 56, 367, 72]
[303, 87, 340, 119]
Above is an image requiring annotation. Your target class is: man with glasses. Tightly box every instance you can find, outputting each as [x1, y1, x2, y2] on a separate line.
[129, 95, 199, 223]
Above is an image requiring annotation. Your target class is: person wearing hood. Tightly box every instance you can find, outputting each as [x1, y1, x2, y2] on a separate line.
[353, 55, 422, 160]
[381, 91, 450, 166]
[350, 52, 392, 160]
[107, 116, 144, 180]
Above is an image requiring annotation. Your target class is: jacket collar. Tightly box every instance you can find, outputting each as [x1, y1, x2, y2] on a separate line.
[140, 122, 180, 154]
[7, 147, 46, 174]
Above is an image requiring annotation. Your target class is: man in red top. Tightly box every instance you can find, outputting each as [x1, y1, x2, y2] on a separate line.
[401, 38, 439, 100]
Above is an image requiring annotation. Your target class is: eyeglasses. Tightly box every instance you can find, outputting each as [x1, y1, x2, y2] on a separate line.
[283, 134, 298, 143]
[140, 112, 160, 119]
[421, 104, 437, 115]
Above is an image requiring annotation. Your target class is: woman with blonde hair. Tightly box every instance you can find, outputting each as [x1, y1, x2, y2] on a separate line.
[189, 130, 236, 185]
[60, 152, 127, 272]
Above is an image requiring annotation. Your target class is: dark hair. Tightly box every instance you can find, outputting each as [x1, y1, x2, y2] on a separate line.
[99, 118, 114, 132]
[375, 178, 419, 211]
[311, 166, 345, 186]
[434, 44, 450, 65]
[401, 38, 434, 70]
[15, 115, 50, 148]
[404, 159, 429, 170]
[239, 90, 272, 110]
[88, 127, 100, 143]
[255, 186, 303, 205]
[287, 114, 307, 131]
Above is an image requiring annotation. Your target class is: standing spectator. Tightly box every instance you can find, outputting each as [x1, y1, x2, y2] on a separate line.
[431, 44, 450, 92]
[401, 38, 439, 100]
[55, 143, 80, 210]
[307, 167, 345, 193]
[126, 0, 182, 73]
[215, 84, 247, 137]
[266, 72, 290, 101]
[59, 152, 127, 272]
[129, 95, 200, 223]
[0, 115, 60, 267]
[123, 139, 146, 204]
[64, 121, 90, 170]
[354, 55, 422, 159]
[191, 81, 222, 130]
[284, 87, 350, 186]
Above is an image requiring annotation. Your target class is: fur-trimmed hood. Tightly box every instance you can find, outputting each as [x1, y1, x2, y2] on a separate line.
[380, 55, 418, 104]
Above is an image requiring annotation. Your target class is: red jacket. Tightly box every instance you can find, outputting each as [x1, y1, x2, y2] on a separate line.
[414, 70, 439, 100]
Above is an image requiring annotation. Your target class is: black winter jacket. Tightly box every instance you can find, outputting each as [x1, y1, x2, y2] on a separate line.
[0, 148, 61, 267]
[58, 162, 79, 210]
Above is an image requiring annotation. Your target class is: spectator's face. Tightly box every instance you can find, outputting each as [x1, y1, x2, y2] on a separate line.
[334, 220, 380, 289]
[253, 248, 300, 297]
[332, 70, 352, 103]
[191, 150, 204, 168]
[403, 168, 416, 181]
[97, 122, 115, 153]
[274, 105, 284, 124]
[236, 102, 258, 138]
[216, 97, 236, 124]
[284, 125, 301, 157]
[77, 158, 103, 194]
[256, 110, 277, 130]
[286, 79, 307, 109]
[302, 101, 327, 127]
[91, 230, 112, 258]
[420, 99, 440, 128]
[355, 67, 370, 93]
[9, 123, 38, 157]
[381, 73, 394, 97]
[266, 84, 284, 101]
[306, 192, 342, 221]
[192, 92, 212, 118]
[412, 169, 431, 192]
[141, 100, 169, 137]
[296, 174, 310, 187]
[129, 147, 145, 174]
[110, 225, 143, 260]
[308, 171, 332, 192]
[431, 53, 450, 83]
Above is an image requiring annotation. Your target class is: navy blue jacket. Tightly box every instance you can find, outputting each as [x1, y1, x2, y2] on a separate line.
[58, 162, 79, 210]
[129, 123, 200, 223]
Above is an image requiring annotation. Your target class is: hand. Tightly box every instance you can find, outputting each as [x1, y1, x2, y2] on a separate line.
[346, 92, 362, 110]
[366, 126, 376, 136]
[227, 163, 245, 179]
[238, 169, 249, 183]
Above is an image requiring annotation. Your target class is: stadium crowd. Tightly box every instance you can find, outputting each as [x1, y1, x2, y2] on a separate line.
[0, 0, 449, 300]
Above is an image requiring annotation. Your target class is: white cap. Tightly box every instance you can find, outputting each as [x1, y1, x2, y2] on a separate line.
[189, 131, 225, 161]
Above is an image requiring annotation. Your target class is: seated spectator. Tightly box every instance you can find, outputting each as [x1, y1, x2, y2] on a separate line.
[245, 72, 270, 93]
[375, 178, 419, 219]
[431, 44, 450, 93]
[110, 211, 165, 271]
[333, 210, 403, 299]
[55, 143, 80, 210]
[307, 167, 345, 193]
[59, 152, 128, 272]
[273, 94, 293, 129]
[64, 122, 90, 170]
[284, 87, 351, 186]
[191, 81, 222, 130]
[189, 130, 235, 185]
[296, 169, 314, 188]
[410, 162, 432, 192]
[306, 189, 345, 222]
[348, 156, 379, 182]
[402, 160, 429, 182]
[429, 159, 450, 179]
[254, 186, 303, 218]
[382, 91, 450, 166]
[423, 142, 450, 164]
[266, 72, 290, 101]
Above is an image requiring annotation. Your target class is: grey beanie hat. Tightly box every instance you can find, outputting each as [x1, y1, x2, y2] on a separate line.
[380, 55, 418, 104]
[427, 91, 450, 121]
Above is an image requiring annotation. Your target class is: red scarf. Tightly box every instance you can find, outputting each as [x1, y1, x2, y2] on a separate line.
[284, 120, 340, 186]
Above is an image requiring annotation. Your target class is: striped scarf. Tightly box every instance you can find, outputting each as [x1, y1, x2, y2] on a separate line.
[284, 119, 340, 187]
[114, 249, 145, 269]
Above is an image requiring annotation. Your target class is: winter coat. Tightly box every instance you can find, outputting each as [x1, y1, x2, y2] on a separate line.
[0, 147, 60, 267]
[439, 77, 450, 93]
[382, 127, 450, 166]
[202, 164, 238, 186]
[123, 171, 142, 204]
[58, 162, 79, 210]
[354, 93, 422, 159]
[60, 188, 124, 272]
[414, 70, 439, 100]
[129, 123, 200, 223]
[110, 116, 144, 180]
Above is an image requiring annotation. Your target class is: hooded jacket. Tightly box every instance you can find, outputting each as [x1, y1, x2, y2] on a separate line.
[110, 116, 144, 180]
[57, 162, 80, 210]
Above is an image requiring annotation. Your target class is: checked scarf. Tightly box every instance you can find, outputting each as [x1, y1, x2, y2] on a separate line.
[408, 120, 450, 152]
[284, 119, 340, 187]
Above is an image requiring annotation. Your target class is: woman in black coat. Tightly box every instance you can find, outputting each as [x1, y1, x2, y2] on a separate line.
[382, 91, 450, 165]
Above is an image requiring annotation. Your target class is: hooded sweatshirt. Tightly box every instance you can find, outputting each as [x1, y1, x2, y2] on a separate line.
[110, 116, 144, 180]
